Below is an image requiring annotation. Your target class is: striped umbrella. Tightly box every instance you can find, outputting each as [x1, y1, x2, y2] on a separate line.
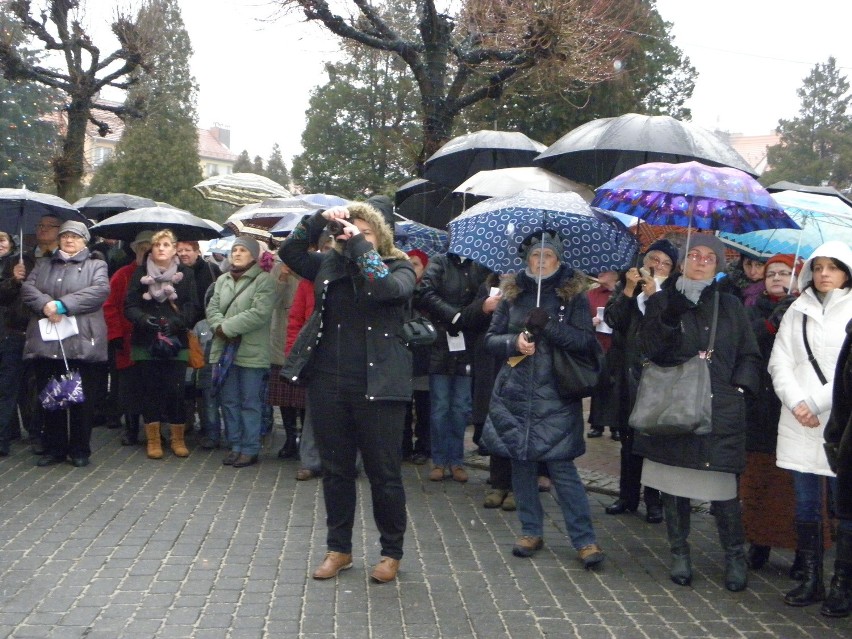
[194, 173, 291, 206]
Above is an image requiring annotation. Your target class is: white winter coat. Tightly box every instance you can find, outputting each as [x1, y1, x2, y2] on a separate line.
[769, 240, 852, 476]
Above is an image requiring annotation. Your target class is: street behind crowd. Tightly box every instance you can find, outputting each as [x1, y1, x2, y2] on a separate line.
[0, 426, 849, 639]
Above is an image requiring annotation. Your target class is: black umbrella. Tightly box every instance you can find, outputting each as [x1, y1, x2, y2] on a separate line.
[75, 193, 158, 221]
[394, 178, 438, 207]
[396, 187, 464, 230]
[423, 130, 547, 189]
[534, 113, 757, 187]
[0, 187, 87, 235]
[89, 206, 222, 242]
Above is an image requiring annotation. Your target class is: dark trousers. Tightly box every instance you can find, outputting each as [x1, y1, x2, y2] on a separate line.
[309, 384, 407, 559]
[34, 359, 98, 459]
[403, 389, 430, 457]
[0, 334, 25, 447]
[617, 426, 660, 509]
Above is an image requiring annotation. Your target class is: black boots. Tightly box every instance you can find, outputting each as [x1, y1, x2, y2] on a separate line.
[747, 544, 771, 570]
[822, 528, 852, 618]
[714, 498, 748, 592]
[662, 493, 692, 586]
[785, 521, 825, 606]
[277, 424, 299, 459]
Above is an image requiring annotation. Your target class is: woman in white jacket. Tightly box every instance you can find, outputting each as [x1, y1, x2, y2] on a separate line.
[769, 239, 852, 608]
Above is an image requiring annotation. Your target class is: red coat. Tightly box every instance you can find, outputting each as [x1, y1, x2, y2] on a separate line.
[285, 278, 315, 355]
[587, 286, 614, 352]
[103, 262, 136, 370]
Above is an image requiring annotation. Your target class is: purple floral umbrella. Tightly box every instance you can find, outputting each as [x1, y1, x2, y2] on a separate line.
[591, 161, 798, 234]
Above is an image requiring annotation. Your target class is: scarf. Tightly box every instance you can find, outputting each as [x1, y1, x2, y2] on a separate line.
[676, 276, 713, 304]
[524, 265, 560, 284]
[141, 255, 183, 302]
[229, 261, 255, 282]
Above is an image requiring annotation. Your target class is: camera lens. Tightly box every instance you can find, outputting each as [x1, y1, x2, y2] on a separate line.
[327, 219, 345, 235]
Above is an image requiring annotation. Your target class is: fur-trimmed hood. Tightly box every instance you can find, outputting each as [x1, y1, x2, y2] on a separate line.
[499, 265, 594, 303]
[332, 202, 409, 261]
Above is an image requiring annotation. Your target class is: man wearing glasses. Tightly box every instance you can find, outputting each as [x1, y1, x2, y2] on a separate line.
[33, 215, 61, 258]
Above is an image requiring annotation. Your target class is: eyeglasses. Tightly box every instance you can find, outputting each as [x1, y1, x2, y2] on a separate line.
[646, 256, 673, 268]
[766, 270, 793, 279]
[686, 252, 717, 264]
[36, 223, 60, 230]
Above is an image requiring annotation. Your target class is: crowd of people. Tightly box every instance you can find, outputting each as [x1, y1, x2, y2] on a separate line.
[0, 202, 850, 617]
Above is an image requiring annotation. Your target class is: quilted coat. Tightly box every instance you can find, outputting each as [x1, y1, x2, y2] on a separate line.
[482, 265, 597, 461]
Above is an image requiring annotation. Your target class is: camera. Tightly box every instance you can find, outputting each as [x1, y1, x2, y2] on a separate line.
[327, 219, 346, 236]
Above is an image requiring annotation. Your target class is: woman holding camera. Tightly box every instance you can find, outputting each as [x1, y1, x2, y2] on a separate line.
[280, 203, 415, 584]
[124, 229, 200, 460]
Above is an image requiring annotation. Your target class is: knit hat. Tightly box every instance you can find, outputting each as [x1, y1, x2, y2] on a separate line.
[58, 220, 90, 243]
[232, 236, 260, 261]
[644, 239, 679, 268]
[130, 230, 154, 249]
[681, 234, 727, 274]
[520, 230, 563, 261]
[764, 253, 801, 275]
[406, 248, 429, 268]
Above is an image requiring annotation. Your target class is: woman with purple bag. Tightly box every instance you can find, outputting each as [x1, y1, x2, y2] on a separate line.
[22, 221, 109, 468]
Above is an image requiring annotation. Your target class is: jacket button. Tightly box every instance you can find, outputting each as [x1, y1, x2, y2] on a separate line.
[367, 326, 372, 330]
[369, 362, 374, 367]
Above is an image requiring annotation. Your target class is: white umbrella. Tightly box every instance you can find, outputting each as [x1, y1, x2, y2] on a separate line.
[453, 167, 595, 202]
[194, 173, 291, 206]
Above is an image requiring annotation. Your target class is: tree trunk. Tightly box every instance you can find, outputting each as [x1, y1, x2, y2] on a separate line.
[53, 101, 89, 200]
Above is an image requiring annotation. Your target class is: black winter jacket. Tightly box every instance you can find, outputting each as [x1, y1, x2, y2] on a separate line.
[825, 319, 852, 520]
[482, 266, 597, 461]
[416, 254, 492, 376]
[124, 262, 200, 353]
[633, 278, 761, 474]
[279, 212, 415, 402]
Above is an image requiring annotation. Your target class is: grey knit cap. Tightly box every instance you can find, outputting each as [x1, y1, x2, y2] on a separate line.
[681, 233, 727, 274]
[232, 236, 260, 260]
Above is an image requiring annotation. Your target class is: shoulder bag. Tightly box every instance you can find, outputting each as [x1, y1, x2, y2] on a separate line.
[628, 291, 719, 436]
[400, 299, 437, 347]
[551, 303, 605, 400]
[802, 315, 828, 385]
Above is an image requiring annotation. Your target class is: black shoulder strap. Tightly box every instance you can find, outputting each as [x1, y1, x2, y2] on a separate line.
[802, 314, 828, 385]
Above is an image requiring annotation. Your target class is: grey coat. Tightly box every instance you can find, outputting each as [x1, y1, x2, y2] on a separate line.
[21, 249, 110, 362]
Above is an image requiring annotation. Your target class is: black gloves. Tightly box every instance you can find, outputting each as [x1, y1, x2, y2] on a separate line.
[524, 307, 550, 336]
[663, 290, 694, 320]
[145, 316, 172, 335]
[767, 295, 796, 331]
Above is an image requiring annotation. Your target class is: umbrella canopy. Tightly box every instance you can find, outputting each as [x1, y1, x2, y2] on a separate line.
[423, 130, 547, 189]
[193, 173, 291, 206]
[719, 189, 852, 259]
[0, 187, 86, 235]
[591, 161, 797, 234]
[394, 220, 449, 257]
[228, 194, 348, 233]
[221, 219, 275, 245]
[535, 113, 757, 187]
[75, 193, 157, 221]
[395, 178, 438, 206]
[453, 167, 595, 202]
[766, 181, 852, 206]
[396, 186, 463, 230]
[447, 189, 639, 275]
[89, 206, 222, 242]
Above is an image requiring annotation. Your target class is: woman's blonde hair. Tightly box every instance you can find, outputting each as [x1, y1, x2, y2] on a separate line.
[151, 229, 177, 246]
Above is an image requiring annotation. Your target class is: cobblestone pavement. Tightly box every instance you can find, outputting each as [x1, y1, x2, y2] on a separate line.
[0, 427, 850, 639]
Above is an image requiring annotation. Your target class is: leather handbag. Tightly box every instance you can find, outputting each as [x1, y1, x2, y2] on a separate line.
[186, 331, 205, 369]
[628, 292, 719, 437]
[400, 315, 437, 346]
[549, 301, 605, 400]
[552, 341, 605, 400]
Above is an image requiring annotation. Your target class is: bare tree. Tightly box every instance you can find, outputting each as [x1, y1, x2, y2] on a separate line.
[274, 0, 639, 170]
[0, 0, 151, 197]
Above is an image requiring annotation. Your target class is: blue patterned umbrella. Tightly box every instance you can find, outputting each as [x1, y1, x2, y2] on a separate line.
[447, 189, 639, 275]
[719, 190, 852, 259]
[592, 161, 797, 233]
[394, 220, 449, 257]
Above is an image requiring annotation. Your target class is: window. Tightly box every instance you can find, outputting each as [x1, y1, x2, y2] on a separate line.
[92, 146, 113, 166]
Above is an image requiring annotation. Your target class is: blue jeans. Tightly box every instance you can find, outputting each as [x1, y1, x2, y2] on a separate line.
[219, 366, 265, 456]
[0, 334, 25, 447]
[201, 386, 222, 443]
[429, 374, 471, 467]
[512, 458, 597, 549]
[792, 470, 852, 532]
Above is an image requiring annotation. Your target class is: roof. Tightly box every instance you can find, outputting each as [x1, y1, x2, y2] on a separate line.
[198, 128, 237, 162]
[727, 132, 781, 174]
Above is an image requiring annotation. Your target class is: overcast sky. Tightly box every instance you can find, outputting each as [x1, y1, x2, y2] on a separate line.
[77, 0, 852, 164]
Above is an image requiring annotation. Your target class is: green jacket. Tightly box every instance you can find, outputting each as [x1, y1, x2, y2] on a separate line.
[207, 263, 275, 369]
